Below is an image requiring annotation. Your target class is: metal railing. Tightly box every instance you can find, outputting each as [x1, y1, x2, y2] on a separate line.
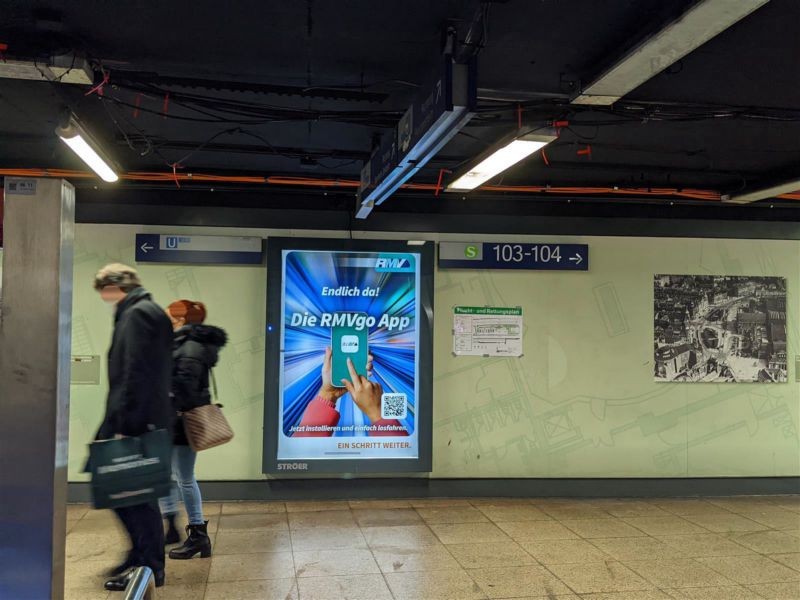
[123, 566, 156, 600]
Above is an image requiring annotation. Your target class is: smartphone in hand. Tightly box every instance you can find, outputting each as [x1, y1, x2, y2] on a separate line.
[331, 315, 369, 388]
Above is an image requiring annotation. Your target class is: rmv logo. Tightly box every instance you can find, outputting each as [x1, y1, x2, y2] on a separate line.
[375, 255, 415, 273]
[375, 258, 408, 269]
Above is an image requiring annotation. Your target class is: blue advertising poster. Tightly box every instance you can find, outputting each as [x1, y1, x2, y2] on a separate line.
[276, 249, 421, 463]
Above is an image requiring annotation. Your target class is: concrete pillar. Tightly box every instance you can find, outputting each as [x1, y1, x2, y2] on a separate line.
[0, 177, 75, 600]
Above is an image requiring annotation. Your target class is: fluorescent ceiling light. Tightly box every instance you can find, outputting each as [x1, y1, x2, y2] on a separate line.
[447, 133, 555, 192]
[55, 116, 119, 183]
[572, 0, 770, 105]
[724, 179, 800, 204]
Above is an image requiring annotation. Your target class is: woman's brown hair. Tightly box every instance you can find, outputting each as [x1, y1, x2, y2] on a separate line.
[167, 299, 207, 324]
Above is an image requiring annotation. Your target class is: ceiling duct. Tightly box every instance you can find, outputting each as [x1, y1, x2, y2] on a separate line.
[0, 52, 93, 85]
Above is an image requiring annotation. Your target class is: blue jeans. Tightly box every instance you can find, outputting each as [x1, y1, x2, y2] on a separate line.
[159, 445, 205, 525]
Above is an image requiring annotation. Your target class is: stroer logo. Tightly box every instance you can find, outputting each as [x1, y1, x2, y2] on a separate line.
[340, 335, 359, 353]
[375, 254, 415, 273]
[277, 462, 308, 470]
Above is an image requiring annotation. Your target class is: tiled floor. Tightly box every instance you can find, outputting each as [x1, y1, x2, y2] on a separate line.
[64, 495, 800, 599]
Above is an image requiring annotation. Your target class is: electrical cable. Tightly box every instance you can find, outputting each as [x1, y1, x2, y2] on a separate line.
[94, 68, 800, 131]
[102, 99, 142, 154]
[0, 167, 734, 202]
[21, 47, 800, 200]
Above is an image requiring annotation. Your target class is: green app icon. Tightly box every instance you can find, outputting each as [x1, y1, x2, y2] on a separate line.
[465, 244, 478, 258]
[331, 314, 369, 388]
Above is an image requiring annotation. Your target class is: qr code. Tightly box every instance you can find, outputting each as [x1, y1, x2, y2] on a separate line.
[381, 393, 407, 420]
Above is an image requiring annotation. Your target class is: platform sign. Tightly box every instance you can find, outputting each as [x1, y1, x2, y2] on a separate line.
[439, 242, 589, 271]
[135, 234, 263, 264]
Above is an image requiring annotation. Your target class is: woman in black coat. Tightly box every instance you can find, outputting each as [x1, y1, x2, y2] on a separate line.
[159, 299, 227, 560]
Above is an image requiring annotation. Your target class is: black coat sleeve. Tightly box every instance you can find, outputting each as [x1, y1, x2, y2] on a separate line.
[173, 355, 206, 412]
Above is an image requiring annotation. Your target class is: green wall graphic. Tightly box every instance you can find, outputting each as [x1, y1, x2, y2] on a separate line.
[64, 226, 799, 480]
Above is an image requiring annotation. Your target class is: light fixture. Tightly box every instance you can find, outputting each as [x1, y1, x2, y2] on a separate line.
[572, 0, 770, 106]
[55, 114, 119, 182]
[723, 178, 800, 204]
[446, 130, 556, 192]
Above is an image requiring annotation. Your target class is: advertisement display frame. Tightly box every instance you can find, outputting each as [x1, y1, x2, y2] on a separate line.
[263, 237, 434, 474]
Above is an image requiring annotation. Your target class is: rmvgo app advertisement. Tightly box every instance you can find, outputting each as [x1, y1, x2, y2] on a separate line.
[277, 250, 420, 461]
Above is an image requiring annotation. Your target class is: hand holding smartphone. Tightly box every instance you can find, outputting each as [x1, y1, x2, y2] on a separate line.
[331, 314, 369, 388]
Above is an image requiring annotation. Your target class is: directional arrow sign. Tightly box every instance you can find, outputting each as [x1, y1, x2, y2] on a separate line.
[439, 242, 589, 271]
[135, 234, 263, 265]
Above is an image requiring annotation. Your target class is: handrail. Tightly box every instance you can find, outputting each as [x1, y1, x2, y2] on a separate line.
[123, 566, 156, 600]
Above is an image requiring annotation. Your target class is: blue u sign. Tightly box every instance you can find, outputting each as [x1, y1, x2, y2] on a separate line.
[166, 236, 178, 249]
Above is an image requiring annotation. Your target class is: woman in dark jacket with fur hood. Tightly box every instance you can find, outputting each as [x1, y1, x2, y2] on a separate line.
[159, 299, 227, 560]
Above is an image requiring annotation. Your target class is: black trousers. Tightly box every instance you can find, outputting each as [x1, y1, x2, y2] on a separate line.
[114, 502, 165, 574]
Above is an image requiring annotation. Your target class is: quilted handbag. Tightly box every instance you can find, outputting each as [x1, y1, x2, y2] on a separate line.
[182, 371, 234, 451]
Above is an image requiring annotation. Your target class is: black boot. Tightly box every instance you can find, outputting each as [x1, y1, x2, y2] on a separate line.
[168, 521, 211, 560]
[164, 514, 181, 545]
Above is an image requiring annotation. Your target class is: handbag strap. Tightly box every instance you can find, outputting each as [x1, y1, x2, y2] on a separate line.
[210, 368, 218, 401]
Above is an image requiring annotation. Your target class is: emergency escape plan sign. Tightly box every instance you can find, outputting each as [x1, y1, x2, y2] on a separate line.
[453, 306, 523, 357]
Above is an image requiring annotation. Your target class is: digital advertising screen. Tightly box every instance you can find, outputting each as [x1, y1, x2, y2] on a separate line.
[264, 238, 433, 474]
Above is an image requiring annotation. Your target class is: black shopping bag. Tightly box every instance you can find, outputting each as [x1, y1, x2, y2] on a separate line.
[88, 429, 172, 510]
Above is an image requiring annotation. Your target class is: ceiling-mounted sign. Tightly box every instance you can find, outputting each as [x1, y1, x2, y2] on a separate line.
[135, 234, 263, 265]
[356, 56, 477, 218]
[439, 242, 589, 271]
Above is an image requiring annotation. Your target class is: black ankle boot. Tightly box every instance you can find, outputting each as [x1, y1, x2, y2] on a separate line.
[168, 521, 211, 560]
[164, 514, 181, 545]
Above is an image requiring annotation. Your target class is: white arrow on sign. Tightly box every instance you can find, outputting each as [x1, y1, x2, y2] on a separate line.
[140, 243, 154, 254]
[569, 254, 583, 265]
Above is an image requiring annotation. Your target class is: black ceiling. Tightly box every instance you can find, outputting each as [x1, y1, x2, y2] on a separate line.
[1, 0, 800, 217]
